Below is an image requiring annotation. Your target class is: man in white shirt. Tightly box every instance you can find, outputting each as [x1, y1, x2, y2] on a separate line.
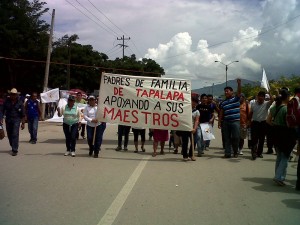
[249, 91, 273, 160]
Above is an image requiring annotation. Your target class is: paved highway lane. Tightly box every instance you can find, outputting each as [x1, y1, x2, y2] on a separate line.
[0, 122, 299, 225]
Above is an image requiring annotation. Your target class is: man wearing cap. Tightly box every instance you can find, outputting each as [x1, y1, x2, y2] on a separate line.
[249, 91, 274, 160]
[83, 95, 106, 158]
[57, 95, 81, 157]
[0, 88, 25, 156]
[25, 92, 41, 144]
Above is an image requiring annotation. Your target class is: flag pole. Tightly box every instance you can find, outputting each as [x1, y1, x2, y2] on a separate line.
[191, 131, 194, 158]
[92, 71, 104, 146]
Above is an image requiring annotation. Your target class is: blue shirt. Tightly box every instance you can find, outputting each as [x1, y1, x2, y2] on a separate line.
[26, 99, 40, 119]
[220, 96, 240, 122]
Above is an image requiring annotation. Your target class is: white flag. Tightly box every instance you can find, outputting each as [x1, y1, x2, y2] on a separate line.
[41, 88, 59, 103]
[261, 68, 270, 91]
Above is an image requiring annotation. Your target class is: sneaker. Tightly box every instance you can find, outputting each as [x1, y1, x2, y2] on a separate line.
[205, 147, 209, 151]
[134, 150, 138, 153]
[160, 151, 165, 155]
[71, 152, 76, 157]
[12, 151, 18, 156]
[124, 147, 128, 151]
[183, 157, 189, 161]
[239, 150, 243, 155]
[258, 155, 263, 158]
[273, 178, 286, 186]
[141, 147, 146, 152]
[30, 141, 36, 144]
[64, 151, 70, 156]
[115, 146, 122, 151]
[94, 154, 98, 158]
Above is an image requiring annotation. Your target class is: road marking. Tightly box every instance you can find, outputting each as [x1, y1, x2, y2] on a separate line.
[97, 156, 150, 225]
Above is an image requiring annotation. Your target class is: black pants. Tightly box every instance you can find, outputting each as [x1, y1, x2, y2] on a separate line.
[251, 121, 267, 156]
[132, 128, 145, 142]
[266, 123, 274, 152]
[297, 154, 300, 190]
[117, 125, 131, 148]
[181, 131, 193, 158]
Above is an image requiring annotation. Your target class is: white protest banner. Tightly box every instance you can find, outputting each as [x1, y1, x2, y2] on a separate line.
[40, 88, 59, 103]
[97, 73, 192, 131]
[200, 123, 215, 140]
[261, 68, 270, 92]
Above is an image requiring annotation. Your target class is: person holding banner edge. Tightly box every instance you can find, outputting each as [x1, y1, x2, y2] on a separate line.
[83, 95, 106, 158]
[115, 125, 131, 151]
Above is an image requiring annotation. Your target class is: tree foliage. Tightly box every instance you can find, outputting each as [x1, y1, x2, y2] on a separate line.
[0, 0, 49, 92]
[242, 75, 300, 99]
[0, 0, 165, 94]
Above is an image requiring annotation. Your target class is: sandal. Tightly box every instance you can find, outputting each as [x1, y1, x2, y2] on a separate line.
[152, 152, 157, 157]
[141, 147, 146, 152]
[190, 156, 196, 161]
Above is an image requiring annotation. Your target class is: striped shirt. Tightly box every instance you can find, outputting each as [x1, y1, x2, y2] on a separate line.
[220, 96, 240, 122]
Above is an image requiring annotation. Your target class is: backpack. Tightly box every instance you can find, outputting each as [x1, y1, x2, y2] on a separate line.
[286, 96, 300, 128]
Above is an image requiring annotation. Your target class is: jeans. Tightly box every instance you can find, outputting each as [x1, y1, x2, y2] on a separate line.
[195, 126, 204, 154]
[117, 125, 131, 148]
[6, 119, 21, 152]
[251, 121, 267, 156]
[86, 123, 106, 154]
[63, 123, 79, 152]
[28, 117, 38, 142]
[222, 120, 240, 156]
[181, 131, 192, 158]
[275, 151, 289, 181]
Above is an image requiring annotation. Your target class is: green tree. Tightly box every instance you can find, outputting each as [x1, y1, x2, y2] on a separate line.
[0, 0, 49, 92]
[49, 35, 108, 92]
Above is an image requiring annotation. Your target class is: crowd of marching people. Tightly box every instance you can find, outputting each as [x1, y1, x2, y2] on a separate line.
[0, 81, 300, 190]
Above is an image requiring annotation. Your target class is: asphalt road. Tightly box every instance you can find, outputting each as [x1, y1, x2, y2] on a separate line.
[0, 122, 299, 225]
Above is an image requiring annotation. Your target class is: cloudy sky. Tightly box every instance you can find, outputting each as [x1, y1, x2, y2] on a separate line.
[44, 0, 300, 89]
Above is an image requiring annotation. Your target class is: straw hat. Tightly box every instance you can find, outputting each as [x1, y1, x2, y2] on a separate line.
[8, 88, 20, 94]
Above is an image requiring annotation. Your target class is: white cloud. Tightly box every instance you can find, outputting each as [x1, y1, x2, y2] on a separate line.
[43, 0, 300, 89]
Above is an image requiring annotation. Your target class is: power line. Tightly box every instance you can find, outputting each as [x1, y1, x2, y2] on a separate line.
[0, 56, 162, 75]
[87, 0, 128, 36]
[65, 0, 118, 38]
[86, 0, 144, 59]
[74, 0, 120, 37]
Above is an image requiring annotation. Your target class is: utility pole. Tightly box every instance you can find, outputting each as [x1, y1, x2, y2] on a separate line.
[41, 9, 55, 120]
[117, 35, 130, 59]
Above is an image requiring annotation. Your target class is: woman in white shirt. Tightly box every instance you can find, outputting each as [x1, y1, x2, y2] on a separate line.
[83, 96, 106, 158]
